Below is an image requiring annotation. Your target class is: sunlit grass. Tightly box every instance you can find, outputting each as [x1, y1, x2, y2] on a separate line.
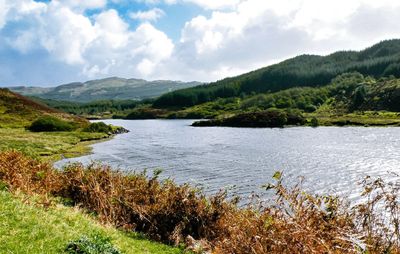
[0, 128, 109, 161]
[306, 111, 400, 126]
[0, 191, 182, 254]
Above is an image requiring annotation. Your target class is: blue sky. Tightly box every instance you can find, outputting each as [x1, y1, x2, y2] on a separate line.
[1, 0, 400, 87]
[89, 0, 207, 41]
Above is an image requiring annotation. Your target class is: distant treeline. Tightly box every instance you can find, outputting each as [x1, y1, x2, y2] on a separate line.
[154, 39, 400, 108]
[32, 97, 152, 116]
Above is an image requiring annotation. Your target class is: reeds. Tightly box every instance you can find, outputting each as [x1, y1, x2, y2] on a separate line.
[1, 150, 400, 254]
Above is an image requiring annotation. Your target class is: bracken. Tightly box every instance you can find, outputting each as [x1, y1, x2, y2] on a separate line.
[1, 150, 400, 254]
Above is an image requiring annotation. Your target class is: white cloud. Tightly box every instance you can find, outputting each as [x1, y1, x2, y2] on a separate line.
[135, 0, 241, 10]
[94, 9, 130, 49]
[7, 30, 37, 53]
[0, 0, 11, 29]
[0, 0, 46, 29]
[58, 0, 107, 10]
[0, 0, 174, 81]
[182, 0, 241, 10]
[129, 8, 165, 22]
[163, 0, 400, 81]
[82, 21, 174, 78]
[38, 4, 97, 65]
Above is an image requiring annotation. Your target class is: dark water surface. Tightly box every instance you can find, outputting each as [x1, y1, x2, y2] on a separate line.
[56, 120, 400, 200]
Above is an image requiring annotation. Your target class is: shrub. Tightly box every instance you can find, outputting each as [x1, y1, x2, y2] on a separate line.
[193, 110, 306, 128]
[125, 108, 166, 119]
[0, 151, 61, 195]
[28, 116, 75, 132]
[83, 122, 112, 133]
[65, 234, 121, 254]
[310, 117, 319, 127]
[286, 110, 306, 125]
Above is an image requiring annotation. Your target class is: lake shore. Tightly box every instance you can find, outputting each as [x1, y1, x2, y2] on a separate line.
[2, 150, 400, 253]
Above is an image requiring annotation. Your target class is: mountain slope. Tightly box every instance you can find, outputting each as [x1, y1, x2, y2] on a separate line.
[0, 88, 86, 128]
[154, 39, 400, 108]
[10, 77, 201, 103]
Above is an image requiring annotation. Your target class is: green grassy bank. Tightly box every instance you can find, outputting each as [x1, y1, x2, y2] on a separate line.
[0, 191, 182, 254]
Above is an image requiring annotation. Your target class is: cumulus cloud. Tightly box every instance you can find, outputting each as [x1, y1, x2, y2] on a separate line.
[52, 0, 107, 12]
[0, 0, 46, 29]
[162, 0, 400, 81]
[0, 0, 11, 29]
[129, 8, 165, 22]
[135, 0, 241, 10]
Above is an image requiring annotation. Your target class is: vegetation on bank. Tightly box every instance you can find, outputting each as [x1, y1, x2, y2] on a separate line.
[0, 189, 182, 253]
[0, 88, 128, 161]
[192, 109, 306, 127]
[0, 128, 110, 161]
[1, 150, 400, 253]
[29, 116, 77, 132]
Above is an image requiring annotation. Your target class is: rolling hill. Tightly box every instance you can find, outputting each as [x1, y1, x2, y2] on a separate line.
[154, 39, 400, 108]
[10, 77, 201, 103]
[0, 88, 86, 128]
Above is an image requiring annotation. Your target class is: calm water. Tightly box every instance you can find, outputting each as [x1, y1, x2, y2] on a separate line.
[56, 120, 400, 200]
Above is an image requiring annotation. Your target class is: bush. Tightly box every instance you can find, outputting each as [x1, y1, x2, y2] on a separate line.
[193, 110, 306, 128]
[83, 122, 112, 133]
[28, 116, 75, 132]
[310, 117, 319, 127]
[65, 234, 121, 254]
[125, 108, 166, 119]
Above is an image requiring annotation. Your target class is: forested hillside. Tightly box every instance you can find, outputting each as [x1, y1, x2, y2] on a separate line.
[168, 73, 400, 125]
[31, 97, 144, 118]
[154, 39, 400, 108]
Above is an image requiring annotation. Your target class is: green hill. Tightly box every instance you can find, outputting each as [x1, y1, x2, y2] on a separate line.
[0, 88, 86, 128]
[154, 39, 400, 108]
[10, 77, 201, 103]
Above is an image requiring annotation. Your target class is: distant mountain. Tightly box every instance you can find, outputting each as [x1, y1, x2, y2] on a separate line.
[154, 39, 400, 108]
[10, 77, 201, 103]
[0, 88, 86, 128]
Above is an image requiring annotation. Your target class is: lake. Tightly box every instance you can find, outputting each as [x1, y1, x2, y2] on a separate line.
[56, 120, 400, 201]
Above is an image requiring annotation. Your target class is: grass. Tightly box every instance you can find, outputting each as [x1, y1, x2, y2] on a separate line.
[307, 111, 400, 126]
[0, 191, 182, 254]
[0, 128, 109, 161]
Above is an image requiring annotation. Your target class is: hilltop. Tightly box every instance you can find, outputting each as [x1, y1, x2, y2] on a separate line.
[10, 77, 201, 103]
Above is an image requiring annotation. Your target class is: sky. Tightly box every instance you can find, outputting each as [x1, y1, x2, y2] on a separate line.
[1, 0, 400, 87]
